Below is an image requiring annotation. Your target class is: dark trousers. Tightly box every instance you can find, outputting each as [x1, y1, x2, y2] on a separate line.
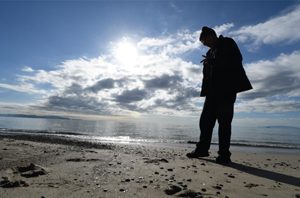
[196, 93, 236, 158]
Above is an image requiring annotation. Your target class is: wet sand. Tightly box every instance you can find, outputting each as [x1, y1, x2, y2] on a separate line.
[0, 136, 299, 198]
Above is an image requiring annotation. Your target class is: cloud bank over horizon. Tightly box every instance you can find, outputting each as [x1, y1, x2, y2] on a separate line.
[0, 4, 300, 117]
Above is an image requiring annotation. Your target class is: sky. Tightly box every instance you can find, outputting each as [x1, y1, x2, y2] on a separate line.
[0, 0, 300, 127]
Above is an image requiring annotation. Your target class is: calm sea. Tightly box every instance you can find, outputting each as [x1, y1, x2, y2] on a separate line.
[0, 116, 300, 151]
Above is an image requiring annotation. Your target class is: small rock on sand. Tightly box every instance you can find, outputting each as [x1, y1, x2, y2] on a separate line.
[228, 174, 235, 178]
[164, 185, 182, 195]
[15, 163, 47, 178]
[0, 178, 28, 188]
[244, 183, 259, 188]
[177, 190, 202, 197]
[144, 158, 169, 164]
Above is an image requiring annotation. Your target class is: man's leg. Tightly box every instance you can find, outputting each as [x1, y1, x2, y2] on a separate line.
[217, 94, 236, 161]
[197, 97, 217, 153]
[187, 97, 216, 158]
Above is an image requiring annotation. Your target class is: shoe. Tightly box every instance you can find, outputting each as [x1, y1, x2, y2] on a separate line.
[186, 149, 209, 158]
[216, 156, 231, 164]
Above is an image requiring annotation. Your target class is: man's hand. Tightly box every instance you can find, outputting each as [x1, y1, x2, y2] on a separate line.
[201, 55, 210, 66]
[200, 55, 206, 63]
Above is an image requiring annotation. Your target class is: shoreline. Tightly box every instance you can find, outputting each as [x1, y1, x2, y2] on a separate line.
[1, 131, 300, 155]
[0, 134, 300, 197]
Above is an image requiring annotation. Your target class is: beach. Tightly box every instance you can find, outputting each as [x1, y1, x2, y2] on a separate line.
[0, 135, 299, 198]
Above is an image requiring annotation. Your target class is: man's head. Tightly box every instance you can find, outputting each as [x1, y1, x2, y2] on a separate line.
[199, 26, 218, 48]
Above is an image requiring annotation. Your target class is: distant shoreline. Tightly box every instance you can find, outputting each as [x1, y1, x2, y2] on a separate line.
[0, 114, 70, 120]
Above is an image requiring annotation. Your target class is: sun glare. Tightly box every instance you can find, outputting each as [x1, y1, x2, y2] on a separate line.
[114, 41, 138, 66]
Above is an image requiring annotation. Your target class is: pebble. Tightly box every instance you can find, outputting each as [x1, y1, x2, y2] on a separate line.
[228, 174, 235, 178]
[244, 183, 259, 188]
[164, 185, 182, 195]
[214, 185, 222, 190]
[0, 179, 28, 188]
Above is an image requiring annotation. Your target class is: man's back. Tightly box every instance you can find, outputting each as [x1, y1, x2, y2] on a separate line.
[200, 35, 252, 96]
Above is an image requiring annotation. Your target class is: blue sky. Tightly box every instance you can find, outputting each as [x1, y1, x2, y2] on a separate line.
[0, 1, 300, 127]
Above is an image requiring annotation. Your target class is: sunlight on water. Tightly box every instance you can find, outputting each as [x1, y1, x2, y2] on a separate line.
[0, 117, 299, 149]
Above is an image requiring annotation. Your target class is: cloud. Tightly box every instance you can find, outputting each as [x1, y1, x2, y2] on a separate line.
[233, 50, 300, 113]
[236, 98, 300, 113]
[0, 82, 45, 94]
[138, 37, 175, 49]
[86, 78, 116, 93]
[242, 51, 300, 100]
[144, 74, 183, 89]
[115, 88, 148, 104]
[231, 5, 300, 47]
[137, 29, 202, 56]
[213, 23, 235, 35]
[22, 66, 34, 72]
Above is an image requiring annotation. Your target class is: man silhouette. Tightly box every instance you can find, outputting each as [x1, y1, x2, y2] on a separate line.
[187, 26, 252, 164]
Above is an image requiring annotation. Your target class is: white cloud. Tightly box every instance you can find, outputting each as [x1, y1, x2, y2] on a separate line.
[138, 37, 175, 49]
[137, 29, 202, 56]
[213, 23, 235, 35]
[234, 50, 300, 113]
[22, 66, 34, 72]
[231, 5, 300, 47]
[0, 82, 46, 94]
[243, 51, 300, 99]
[236, 97, 300, 113]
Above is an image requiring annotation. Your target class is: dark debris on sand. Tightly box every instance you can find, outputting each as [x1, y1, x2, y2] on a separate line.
[164, 184, 182, 195]
[15, 163, 47, 178]
[177, 190, 203, 198]
[0, 177, 28, 188]
[143, 158, 169, 164]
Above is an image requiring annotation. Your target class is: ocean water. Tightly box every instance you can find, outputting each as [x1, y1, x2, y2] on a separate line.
[0, 116, 300, 151]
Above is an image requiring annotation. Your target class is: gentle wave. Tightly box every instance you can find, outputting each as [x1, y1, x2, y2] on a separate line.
[1, 128, 300, 150]
[0, 128, 86, 136]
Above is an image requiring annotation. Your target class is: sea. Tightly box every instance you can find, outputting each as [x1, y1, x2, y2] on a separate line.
[0, 116, 300, 153]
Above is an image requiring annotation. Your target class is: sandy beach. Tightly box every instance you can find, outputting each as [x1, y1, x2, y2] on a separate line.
[0, 135, 299, 198]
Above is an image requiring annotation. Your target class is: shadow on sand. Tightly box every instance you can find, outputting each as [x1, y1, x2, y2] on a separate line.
[201, 158, 300, 187]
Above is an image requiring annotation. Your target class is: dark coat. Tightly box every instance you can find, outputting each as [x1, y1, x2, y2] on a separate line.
[200, 35, 253, 97]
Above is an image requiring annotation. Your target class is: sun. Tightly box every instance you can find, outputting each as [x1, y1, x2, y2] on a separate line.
[113, 41, 138, 66]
